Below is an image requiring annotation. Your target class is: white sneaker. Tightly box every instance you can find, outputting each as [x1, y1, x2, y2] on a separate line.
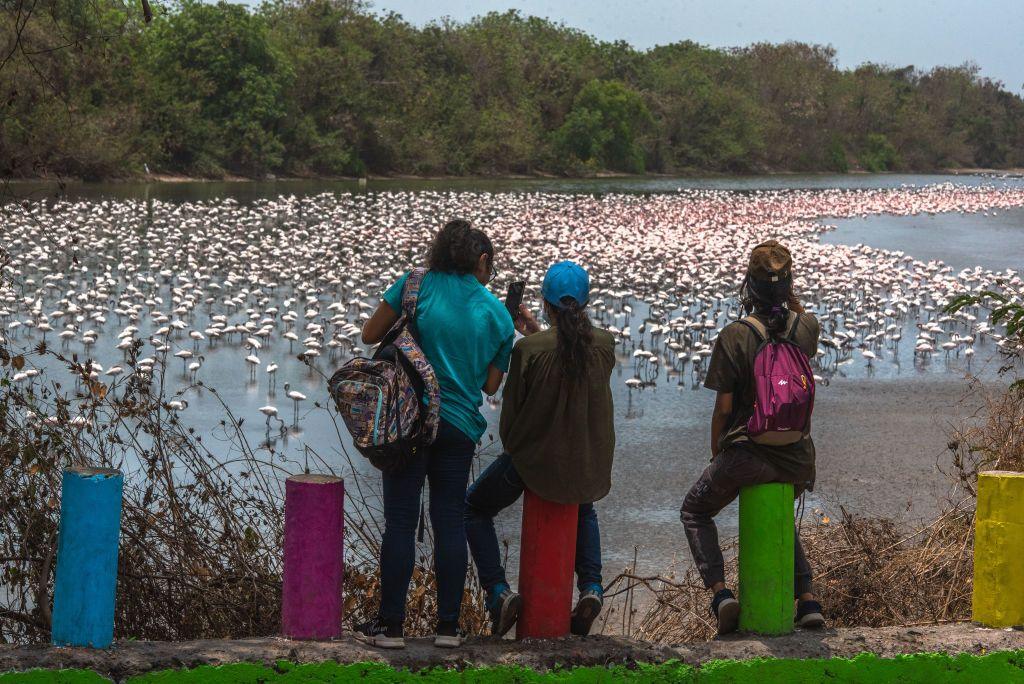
[434, 622, 464, 648]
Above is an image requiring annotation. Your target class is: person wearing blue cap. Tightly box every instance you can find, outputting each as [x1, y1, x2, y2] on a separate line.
[464, 260, 617, 639]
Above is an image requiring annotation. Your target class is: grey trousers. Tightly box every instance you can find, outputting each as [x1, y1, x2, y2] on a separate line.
[680, 446, 814, 597]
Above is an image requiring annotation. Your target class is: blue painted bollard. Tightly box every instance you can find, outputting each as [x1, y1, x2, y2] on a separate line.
[51, 466, 124, 648]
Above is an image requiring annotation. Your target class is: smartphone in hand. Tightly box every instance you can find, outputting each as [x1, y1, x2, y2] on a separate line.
[505, 281, 526, 321]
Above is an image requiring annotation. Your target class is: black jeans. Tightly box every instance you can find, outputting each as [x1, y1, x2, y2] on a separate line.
[680, 446, 813, 597]
[379, 419, 475, 624]
[464, 452, 602, 595]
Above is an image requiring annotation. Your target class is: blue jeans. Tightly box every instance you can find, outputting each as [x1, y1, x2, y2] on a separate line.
[379, 419, 475, 623]
[464, 452, 602, 594]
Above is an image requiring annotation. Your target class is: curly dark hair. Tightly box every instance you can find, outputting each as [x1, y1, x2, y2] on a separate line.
[551, 297, 594, 382]
[427, 219, 494, 274]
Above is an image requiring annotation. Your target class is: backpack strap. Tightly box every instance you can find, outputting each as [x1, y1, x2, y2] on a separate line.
[401, 268, 429, 319]
[738, 315, 768, 343]
[784, 310, 801, 342]
[739, 311, 800, 343]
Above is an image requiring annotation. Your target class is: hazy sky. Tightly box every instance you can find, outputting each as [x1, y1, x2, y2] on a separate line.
[367, 0, 1024, 93]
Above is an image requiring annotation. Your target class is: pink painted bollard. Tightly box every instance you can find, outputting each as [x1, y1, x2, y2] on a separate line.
[517, 489, 578, 639]
[282, 474, 345, 640]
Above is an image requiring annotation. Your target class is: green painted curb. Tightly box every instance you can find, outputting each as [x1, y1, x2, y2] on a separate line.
[2, 651, 1023, 683]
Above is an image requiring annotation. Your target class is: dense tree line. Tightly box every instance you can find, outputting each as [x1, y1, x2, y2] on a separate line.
[3, 0, 1024, 180]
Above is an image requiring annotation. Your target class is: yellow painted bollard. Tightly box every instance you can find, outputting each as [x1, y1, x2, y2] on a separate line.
[973, 471, 1024, 628]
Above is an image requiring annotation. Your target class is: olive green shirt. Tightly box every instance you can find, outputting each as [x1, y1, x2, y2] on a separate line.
[704, 311, 820, 489]
[499, 327, 617, 504]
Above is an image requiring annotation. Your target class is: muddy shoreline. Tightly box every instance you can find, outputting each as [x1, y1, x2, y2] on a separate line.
[4, 168, 1022, 186]
[2, 624, 1022, 678]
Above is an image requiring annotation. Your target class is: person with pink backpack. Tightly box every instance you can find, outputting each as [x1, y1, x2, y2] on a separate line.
[680, 240, 826, 635]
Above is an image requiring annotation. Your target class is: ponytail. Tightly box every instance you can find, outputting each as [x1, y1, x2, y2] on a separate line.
[552, 297, 593, 382]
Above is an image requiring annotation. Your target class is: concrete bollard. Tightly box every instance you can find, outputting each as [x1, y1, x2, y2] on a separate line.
[738, 482, 795, 635]
[973, 470, 1024, 628]
[281, 474, 345, 640]
[517, 490, 579, 639]
[51, 466, 124, 648]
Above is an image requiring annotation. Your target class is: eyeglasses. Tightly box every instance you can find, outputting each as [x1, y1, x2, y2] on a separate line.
[488, 262, 498, 284]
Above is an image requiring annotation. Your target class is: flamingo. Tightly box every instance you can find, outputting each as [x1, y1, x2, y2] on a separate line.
[283, 382, 306, 426]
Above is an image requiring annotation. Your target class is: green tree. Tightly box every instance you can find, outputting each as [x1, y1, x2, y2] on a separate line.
[554, 79, 651, 173]
[0, 0, 148, 179]
[4, 1, 1024, 180]
[643, 42, 765, 172]
[860, 133, 899, 171]
[261, 0, 372, 176]
[143, 0, 289, 176]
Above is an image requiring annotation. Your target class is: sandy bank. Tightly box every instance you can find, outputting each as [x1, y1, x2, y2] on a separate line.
[2, 623, 1022, 678]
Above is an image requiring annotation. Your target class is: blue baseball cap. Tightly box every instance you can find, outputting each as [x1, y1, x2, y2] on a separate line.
[541, 261, 590, 308]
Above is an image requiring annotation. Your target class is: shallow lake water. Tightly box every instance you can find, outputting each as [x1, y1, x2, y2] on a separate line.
[8, 173, 1024, 581]
[821, 206, 1024, 273]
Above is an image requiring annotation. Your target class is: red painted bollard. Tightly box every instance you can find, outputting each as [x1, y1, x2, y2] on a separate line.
[517, 489, 578, 639]
[282, 474, 345, 640]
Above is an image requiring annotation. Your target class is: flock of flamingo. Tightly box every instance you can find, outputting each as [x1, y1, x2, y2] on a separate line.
[1, 182, 1022, 437]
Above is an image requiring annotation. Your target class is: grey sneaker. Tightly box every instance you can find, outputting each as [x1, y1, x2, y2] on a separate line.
[354, 617, 405, 649]
[711, 588, 740, 635]
[571, 585, 604, 636]
[488, 587, 522, 637]
[796, 599, 826, 629]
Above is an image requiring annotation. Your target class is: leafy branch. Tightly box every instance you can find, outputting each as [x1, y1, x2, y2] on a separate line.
[946, 289, 1024, 392]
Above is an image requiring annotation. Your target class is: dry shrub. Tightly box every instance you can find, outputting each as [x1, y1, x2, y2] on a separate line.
[803, 505, 973, 628]
[945, 381, 1024, 489]
[600, 505, 974, 644]
[0, 344, 487, 644]
[607, 381, 1024, 644]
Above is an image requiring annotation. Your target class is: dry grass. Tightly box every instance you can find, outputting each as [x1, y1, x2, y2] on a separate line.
[0, 342, 488, 644]
[598, 380, 1024, 644]
[596, 504, 974, 644]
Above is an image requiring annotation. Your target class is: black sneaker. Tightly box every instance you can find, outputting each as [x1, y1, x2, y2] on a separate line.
[487, 587, 522, 637]
[571, 584, 604, 636]
[354, 617, 405, 649]
[711, 588, 740, 635]
[796, 599, 826, 629]
[434, 620, 464, 648]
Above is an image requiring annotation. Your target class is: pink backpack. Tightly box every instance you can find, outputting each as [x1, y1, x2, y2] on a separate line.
[739, 312, 815, 445]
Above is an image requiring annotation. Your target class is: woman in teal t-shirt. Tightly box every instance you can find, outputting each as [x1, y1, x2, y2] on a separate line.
[356, 219, 514, 650]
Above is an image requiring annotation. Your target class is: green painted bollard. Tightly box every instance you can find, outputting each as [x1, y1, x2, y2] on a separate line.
[738, 482, 794, 635]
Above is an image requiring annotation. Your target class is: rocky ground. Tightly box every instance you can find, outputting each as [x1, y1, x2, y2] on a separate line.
[2, 623, 1023, 679]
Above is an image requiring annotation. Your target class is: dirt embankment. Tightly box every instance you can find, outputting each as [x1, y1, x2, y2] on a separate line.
[2, 623, 1023, 679]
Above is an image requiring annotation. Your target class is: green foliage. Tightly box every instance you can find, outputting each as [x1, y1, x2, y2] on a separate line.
[142, 0, 289, 176]
[860, 133, 899, 172]
[826, 136, 850, 173]
[946, 291, 1024, 392]
[2, 1, 1024, 179]
[553, 79, 651, 173]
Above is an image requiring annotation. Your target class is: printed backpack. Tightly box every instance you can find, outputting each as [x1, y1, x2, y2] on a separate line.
[328, 268, 441, 473]
[739, 311, 815, 445]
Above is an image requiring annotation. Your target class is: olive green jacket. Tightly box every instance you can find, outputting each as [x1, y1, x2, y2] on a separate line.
[499, 327, 616, 504]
